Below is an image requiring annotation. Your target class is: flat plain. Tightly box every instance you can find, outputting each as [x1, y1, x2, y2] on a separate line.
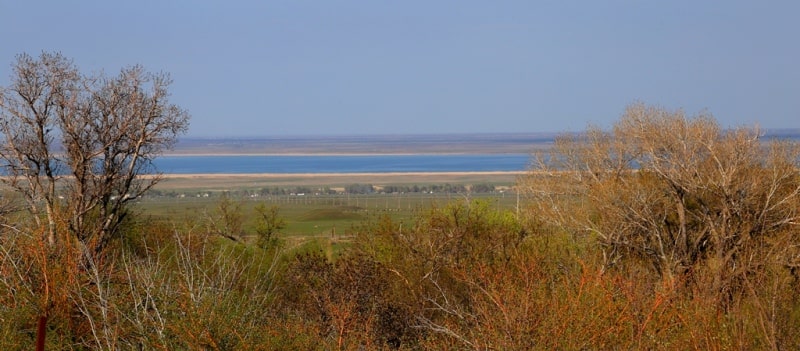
[142, 134, 535, 249]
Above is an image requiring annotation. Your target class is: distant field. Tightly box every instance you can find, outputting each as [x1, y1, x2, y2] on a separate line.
[142, 170, 525, 251]
[136, 190, 520, 252]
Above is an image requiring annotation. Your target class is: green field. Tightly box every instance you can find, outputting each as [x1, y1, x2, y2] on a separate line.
[136, 171, 523, 253]
[136, 191, 520, 243]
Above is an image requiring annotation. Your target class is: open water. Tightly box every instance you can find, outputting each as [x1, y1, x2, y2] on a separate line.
[152, 154, 531, 174]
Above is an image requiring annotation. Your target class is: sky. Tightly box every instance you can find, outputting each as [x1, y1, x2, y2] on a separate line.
[1, 1, 798, 137]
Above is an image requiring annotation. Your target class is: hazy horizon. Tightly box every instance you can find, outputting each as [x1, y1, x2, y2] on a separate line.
[2, 1, 799, 137]
[177, 127, 800, 140]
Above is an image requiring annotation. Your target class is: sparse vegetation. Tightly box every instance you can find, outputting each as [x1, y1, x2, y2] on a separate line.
[1, 64, 798, 351]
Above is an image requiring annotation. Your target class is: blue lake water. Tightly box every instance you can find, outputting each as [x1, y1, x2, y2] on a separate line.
[153, 154, 531, 174]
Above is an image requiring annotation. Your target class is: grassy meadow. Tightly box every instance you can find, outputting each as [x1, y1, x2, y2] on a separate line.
[138, 172, 521, 257]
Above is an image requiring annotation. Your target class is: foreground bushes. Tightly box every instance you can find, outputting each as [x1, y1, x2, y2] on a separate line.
[355, 201, 800, 350]
[0, 220, 282, 349]
[1, 198, 799, 349]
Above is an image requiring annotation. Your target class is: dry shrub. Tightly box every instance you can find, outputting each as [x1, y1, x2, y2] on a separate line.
[520, 102, 800, 349]
[0, 216, 284, 349]
[409, 226, 800, 350]
[277, 251, 414, 350]
[523, 102, 800, 300]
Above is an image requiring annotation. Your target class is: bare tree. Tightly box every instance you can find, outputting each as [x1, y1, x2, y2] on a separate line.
[0, 52, 190, 255]
[522, 102, 800, 298]
[0, 52, 79, 246]
[0, 52, 189, 345]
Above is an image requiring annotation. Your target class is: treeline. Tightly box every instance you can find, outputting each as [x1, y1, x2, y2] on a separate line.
[348, 183, 476, 194]
[147, 186, 335, 198]
[147, 183, 500, 198]
[381, 183, 497, 194]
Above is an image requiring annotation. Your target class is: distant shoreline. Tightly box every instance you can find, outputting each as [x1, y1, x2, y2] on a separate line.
[169, 133, 555, 156]
[168, 129, 800, 156]
[157, 171, 526, 178]
[160, 152, 530, 157]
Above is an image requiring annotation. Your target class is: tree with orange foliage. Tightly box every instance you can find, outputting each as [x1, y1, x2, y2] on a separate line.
[523, 102, 800, 302]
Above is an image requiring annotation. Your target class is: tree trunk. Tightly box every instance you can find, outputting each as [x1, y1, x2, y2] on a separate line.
[36, 315, 46, 351]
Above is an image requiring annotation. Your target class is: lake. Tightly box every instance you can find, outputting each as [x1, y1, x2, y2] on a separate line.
[153, 154, 531, 174]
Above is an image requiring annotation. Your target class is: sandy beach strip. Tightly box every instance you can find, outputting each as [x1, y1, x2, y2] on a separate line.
[153, 171, 526, 189]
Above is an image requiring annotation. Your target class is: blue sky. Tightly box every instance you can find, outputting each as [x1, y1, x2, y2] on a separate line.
[1, 1, 798, 137]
